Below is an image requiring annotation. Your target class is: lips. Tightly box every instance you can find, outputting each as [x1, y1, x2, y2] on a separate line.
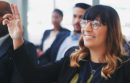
[74, 24, 81, 29]
[83, 32, 96, 40]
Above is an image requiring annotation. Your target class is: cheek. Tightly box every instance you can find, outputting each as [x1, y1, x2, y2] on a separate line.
[96, 28, 107, 44]
[72, 18, 75, 24]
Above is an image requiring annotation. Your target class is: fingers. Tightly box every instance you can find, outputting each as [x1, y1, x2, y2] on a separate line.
[14, 5, 20, 19]
[3, 14, 14, 19]
[2, 14, 14, 25]
[10, 4, 15, 15]
[2, 19, 10, 25]
[10, 4, 20, 19]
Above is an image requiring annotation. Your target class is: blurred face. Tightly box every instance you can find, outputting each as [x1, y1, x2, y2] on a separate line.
[0, 1, 11, 37]
[52, 12, 62, 27]
[81, 18, 107, 49]
[0, 16, 8, 38]
[72, 7, 86, 33]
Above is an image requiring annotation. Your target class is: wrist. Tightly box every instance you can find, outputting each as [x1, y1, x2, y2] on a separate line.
[13, 37, 24, 50]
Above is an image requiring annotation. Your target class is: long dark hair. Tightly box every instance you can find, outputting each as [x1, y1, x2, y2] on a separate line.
[70, 5, 126, 79]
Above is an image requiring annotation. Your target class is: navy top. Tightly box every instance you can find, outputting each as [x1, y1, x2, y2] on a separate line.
[77, 60, 105, 83]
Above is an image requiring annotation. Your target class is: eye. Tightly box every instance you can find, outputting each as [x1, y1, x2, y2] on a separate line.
[92, 20, 100, 27]
[80, 20, 87, 28]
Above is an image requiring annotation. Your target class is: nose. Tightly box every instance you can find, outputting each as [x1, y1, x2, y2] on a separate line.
[74, 17, 81, 24]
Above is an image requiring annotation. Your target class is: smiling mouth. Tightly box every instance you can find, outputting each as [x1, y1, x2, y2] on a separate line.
[84, 35, 96, 39]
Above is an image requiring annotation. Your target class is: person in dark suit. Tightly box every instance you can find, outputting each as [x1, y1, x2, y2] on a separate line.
[0, 1, 37, 83]
[37, 9, 70, 58]
[3, 4, 130, 83]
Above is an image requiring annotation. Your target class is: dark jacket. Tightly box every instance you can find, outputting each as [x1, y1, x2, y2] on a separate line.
[40, 27, 70, 50]
[13, 43, 130, 83]
[0, 37, 38, 83]
[39, 27, 70, 64]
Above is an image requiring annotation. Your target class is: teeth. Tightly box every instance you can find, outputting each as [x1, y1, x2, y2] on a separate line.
[85, 36, 94, 38]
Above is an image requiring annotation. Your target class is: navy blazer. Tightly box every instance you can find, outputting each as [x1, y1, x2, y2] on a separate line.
[39, 27, 70, 64]
[0, 36, 37, 83]
[40, 27, 70, 50]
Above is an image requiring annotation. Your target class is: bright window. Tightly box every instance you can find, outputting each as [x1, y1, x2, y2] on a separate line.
[100, 0, 130, 41]
[27, 0, 54, 45]
[27, 0, 92, 45]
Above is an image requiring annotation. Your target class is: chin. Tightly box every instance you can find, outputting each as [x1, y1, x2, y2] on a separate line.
[74, 29, 81, 33]
[84, 42, 95, 48]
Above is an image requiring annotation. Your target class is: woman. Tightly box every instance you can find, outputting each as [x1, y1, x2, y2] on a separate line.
[3, 4, 130, 83]
[36, 8, 70, 57]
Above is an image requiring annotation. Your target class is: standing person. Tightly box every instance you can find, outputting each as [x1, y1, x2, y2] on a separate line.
[0, 1, 37, 83]
[3, 4, 130, 83]
[37, 9, 70, 57]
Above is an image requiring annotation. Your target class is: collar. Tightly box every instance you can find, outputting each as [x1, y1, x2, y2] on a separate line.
[70, 32, 81, 40]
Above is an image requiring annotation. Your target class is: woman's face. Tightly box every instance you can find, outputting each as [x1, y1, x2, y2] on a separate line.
[81, 18, 107, 49]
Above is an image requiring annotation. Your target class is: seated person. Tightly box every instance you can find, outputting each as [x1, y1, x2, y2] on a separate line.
[37, 9, 70, 58]
[56, 3, 91, 61]
[0, 1, 37, 83]
[39, 3, 91, 65]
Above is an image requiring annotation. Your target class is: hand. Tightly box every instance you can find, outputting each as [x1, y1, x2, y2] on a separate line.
[2, 4, 23, 39]
[2, 4, 24, 50]
[36, 49, 44, 58]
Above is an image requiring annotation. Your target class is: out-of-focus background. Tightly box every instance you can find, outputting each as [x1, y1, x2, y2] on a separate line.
[2, 0, 130, 45]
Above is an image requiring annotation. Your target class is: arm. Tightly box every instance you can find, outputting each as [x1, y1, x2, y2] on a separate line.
[2, 4, 62, 83]
[13, 42, 63, 83]
[2, 4, 24, 50]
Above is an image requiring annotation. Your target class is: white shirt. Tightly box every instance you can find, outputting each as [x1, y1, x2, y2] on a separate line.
[43, 31, 58, 52]
[56, 32, 81, 61]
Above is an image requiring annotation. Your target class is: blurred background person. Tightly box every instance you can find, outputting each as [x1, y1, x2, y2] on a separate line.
[39, 3, 91, 65]
[0, 1, 38, 83]
[0, 1, 25, 83]
[37, 9, 70, 58]
[123, 36, 130, 56]
[56, 3, 91, 61]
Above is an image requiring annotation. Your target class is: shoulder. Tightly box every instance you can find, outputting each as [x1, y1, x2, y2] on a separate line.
[119, 56, 130, 68]
[44, 29, 53, 33]
[60, 27, 70, 32]
[23, 39, 36, 50]
[64, 46, 79, 57]
[116, 56, 130, 77]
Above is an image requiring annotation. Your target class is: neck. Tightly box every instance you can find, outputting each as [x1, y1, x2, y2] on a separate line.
[54, 25, 60, 31]
[89, 45, 106, 63]
[74, 30, 81, 35]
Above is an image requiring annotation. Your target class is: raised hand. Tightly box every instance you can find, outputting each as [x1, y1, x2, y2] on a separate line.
[2, 4, 24, 50]
[3, 4, 23, 39]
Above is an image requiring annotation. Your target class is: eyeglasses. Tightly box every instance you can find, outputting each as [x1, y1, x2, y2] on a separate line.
[80, 20, 101, 30]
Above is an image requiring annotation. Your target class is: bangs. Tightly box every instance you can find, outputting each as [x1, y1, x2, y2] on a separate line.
[82, 5, 109, 25]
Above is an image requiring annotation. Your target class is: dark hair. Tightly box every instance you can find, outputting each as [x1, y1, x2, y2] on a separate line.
[74, 3, 91, 10]
[82, 5, 125, 56]
[53, 9, 63, 17]
[0, 1, 12, 17]
[71, 5, 126, 79]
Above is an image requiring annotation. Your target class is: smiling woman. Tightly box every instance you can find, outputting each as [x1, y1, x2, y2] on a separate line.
[70, 5, 127, 80]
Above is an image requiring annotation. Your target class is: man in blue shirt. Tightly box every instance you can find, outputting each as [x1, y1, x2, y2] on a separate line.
[56, 3, 91, 61]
